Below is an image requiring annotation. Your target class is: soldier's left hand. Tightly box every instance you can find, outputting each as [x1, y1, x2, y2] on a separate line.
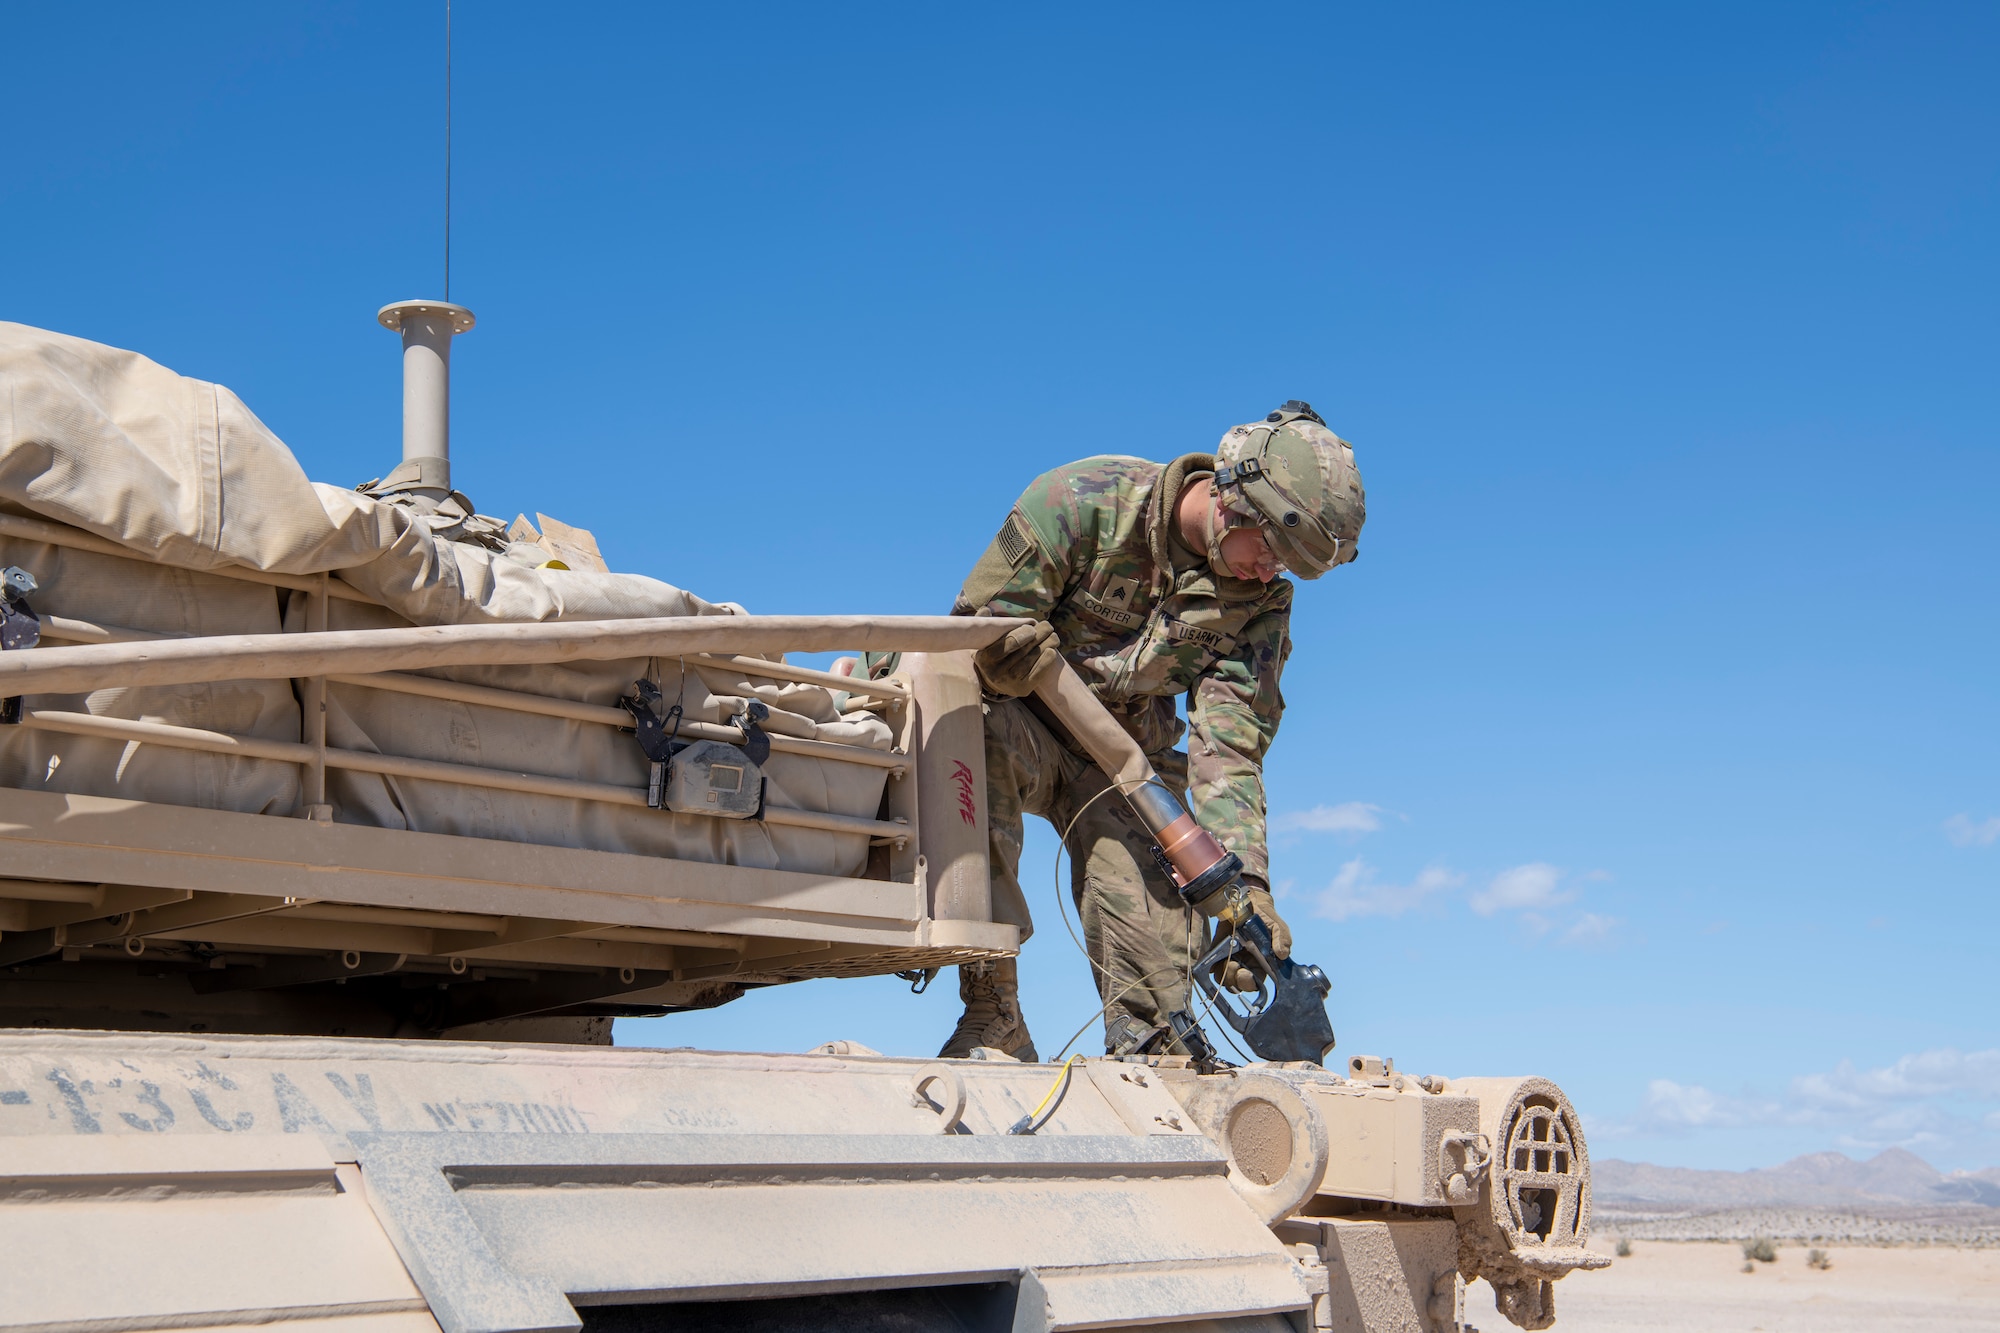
[974, 618, 1061, 697]
[1206, 877, 1293, 993]
[1241, 878, 1291, 959]
[1216, 959, 1262, 994]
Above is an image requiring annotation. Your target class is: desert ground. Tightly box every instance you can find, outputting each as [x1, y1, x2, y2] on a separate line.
[1462, 1236, 2000, 1332]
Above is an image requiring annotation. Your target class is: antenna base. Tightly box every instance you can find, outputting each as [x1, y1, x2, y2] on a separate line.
[377, 301, 474, 334]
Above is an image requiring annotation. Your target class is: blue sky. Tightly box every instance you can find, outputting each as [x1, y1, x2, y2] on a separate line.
[3, 3, 1994, 1172]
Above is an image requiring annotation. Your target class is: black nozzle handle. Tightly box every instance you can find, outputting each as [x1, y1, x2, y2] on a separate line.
[1194, 914, 1337, 1065]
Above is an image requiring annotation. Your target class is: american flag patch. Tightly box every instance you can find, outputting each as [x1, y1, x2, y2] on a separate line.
[997, 511, 1034, 567]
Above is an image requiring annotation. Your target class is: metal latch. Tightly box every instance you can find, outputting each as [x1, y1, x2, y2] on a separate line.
[729, 699, 772, 765]
[1439, 1131, 1492, 1205]
[618, 678, 686, 807]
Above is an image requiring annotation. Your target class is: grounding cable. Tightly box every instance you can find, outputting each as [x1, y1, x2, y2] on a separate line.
[1007, 1054, 1084, 1135]
[1047, 774, 1220, 1062]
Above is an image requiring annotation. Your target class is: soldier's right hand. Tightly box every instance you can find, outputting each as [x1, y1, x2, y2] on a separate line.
[974, 619, 1061, 697]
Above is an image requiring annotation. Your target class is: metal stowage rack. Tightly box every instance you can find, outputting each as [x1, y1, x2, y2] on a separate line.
[0, 508, 1020, 1034]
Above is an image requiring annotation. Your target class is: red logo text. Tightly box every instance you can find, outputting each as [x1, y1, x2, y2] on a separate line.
[950, 759, 977, 826]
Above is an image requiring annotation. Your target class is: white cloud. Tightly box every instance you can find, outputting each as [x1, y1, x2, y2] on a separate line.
[1469, 862, 1570, 916]
[1600, 1048, 2000, 1161]
[1621, 1079, 1781, 1132]
[1561, 912, 1617, 946]
[1312, 858, 1462, 922]
[1944, 814, 2000, 847]
[1272, 802, 1383, 835]
[1792, 1049, 2000, 1109]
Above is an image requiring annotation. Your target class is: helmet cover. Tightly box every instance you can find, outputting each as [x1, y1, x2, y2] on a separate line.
[1213, 405, 1365, 579]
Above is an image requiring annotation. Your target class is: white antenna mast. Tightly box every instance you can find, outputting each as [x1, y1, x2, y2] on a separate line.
[375, 0, 471, 509]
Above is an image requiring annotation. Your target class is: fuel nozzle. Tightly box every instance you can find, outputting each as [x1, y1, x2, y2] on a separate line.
[1124, 780, 1246, 909]
[1025, 654, 1246, 909]
[1124, 772, 1338, 1067]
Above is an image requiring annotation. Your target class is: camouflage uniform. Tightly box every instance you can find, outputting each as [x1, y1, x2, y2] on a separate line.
[955, 453, 1291, 1050]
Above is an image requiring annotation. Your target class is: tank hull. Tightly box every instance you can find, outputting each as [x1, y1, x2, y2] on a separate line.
[0, 1029, 1602, 1332]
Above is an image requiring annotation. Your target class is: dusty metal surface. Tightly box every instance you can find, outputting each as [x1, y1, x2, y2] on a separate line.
[1278, 1216, 1464, 1333]
[0, 1132, 438, 1332]
[0, 787, 1018, 1037]
[0, 1032, 1311, 1332]
[0, 1031, 1604, 1332]
[1447, 1076, 1611, 1330]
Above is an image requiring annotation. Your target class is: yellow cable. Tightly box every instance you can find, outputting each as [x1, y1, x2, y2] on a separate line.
[1009, 1054, 1085, 1135]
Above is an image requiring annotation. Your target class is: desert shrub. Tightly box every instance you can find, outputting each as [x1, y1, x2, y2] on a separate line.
[1741, 1237, 1778, 1263]
[1614, 1238, 1632, 1258]
[1808, 1249, 1832, 1270]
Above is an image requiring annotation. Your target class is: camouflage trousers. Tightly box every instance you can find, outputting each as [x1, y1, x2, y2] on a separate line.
[983, 697, 1210, 1053]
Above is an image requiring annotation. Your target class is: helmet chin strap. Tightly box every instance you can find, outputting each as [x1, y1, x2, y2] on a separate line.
[1200, 485, 1234, 575]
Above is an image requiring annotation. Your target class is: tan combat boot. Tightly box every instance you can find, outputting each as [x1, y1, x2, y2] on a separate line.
[937, 958, 1039, 1061]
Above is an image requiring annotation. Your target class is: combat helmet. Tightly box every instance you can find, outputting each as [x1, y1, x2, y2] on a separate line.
[1212, 401, 1364, 579]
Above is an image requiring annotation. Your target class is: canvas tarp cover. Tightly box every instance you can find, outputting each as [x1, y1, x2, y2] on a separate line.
[0, 321, 891, 876]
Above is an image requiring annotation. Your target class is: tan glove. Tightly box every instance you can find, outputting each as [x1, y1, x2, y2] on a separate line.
[973, 619, 1062, 697]
[1205, 877, 1292, 993]
[1241, 879, 1291, 959]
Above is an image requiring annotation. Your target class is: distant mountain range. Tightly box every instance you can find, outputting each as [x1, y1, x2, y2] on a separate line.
[1594, 1149, 2000, 1209]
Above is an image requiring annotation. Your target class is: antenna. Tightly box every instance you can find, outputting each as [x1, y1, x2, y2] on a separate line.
[373, 1, 472, 508]
[444, 0, 452, 301]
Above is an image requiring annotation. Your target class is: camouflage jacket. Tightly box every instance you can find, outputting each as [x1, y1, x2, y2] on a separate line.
[954, 454, 1292, 881]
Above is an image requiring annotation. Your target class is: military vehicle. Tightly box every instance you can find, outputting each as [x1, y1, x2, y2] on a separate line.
[0, 307, 1606, 1331]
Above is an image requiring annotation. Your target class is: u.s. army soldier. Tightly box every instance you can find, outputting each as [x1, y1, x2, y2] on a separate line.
[938, 401, 1366, 1061]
